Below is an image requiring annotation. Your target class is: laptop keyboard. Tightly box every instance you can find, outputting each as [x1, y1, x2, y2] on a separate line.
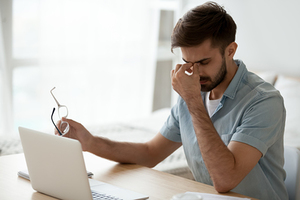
[92, 191, 122, 200]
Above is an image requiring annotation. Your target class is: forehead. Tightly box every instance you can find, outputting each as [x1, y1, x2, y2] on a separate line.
[180, 39, 221, 63]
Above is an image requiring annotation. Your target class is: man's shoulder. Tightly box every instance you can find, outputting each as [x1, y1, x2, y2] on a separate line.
[231, 60, 280, 97]
[235, 71, 285, 117]
[242, 71, 282, 99]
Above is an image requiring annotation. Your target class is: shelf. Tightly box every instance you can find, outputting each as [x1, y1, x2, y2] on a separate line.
[152, 0, 181, 111]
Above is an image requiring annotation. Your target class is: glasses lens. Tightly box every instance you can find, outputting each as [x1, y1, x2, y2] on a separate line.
[58, 106, 68, 118]
[60, 121, 70, 135]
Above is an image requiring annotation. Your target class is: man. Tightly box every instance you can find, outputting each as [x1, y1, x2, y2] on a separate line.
[56, 2, 288, 199]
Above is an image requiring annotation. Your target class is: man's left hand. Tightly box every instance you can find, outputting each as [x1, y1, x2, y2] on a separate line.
[171, 63, 201, 101]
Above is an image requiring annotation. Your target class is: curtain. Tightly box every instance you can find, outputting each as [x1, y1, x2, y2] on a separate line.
[0, 10, 13, 137]
[12, 0, 159, 133]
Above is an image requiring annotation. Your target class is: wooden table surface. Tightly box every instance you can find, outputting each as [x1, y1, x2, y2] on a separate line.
[0, 153, 256, 200]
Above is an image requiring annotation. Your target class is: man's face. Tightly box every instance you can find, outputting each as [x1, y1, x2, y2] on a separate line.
[180, 40, 227, 92]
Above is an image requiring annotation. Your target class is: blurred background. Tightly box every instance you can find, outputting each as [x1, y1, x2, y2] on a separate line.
[0, 0, 300, 137]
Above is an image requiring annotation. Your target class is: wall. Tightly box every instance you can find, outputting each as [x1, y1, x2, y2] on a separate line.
[183, 0, 300, 77]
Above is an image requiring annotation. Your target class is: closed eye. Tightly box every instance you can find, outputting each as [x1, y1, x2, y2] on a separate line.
[201, 61, 209, 65]
[182, 58, 189, 64]
[195, 59, 210, 65]
[182, 58, 211, 65]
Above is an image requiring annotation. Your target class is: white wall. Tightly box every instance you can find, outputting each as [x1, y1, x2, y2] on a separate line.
[183, 0, 300, 77]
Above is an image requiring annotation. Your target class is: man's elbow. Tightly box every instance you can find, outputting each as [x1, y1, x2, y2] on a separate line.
[214, 185, 231, 193]
[144, 162, 158, 168]
[213, 180, 238, 193]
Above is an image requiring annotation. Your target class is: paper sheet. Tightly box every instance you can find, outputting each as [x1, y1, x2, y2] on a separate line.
[186, 192, 251, 200]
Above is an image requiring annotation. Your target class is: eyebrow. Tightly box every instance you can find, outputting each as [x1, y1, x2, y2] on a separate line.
[182, 58, 211, 64]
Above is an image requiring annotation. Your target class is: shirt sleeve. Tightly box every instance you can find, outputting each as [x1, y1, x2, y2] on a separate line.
[160, 98, 182, 143]
[231, 92, 286, 156]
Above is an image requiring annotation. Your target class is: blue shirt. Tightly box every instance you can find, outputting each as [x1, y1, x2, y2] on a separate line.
[160, 60, 288, 200]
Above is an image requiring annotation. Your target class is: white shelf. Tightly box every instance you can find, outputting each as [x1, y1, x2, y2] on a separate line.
[152, 0, 181, 111]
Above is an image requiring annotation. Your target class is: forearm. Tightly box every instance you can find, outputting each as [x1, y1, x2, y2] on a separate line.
[61, 118, 171, 168]
[186, 96, 238, 191]
[86, 135, 155, 167]
[171, 60, 260, 192]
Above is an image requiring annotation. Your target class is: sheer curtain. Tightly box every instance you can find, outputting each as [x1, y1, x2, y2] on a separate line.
[0, 10, 13, 137]
[12, 0, 159, 134]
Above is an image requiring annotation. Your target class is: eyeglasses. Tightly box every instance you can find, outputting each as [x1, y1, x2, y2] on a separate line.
[50, 87, 69, 136]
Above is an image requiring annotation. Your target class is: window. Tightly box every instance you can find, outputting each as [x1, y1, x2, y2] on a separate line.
[0, 0, 159, 136]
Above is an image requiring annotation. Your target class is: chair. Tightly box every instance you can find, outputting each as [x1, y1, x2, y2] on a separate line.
[284, 146, 300, 200]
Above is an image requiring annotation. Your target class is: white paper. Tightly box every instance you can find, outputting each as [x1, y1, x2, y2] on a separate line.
[186, 192, 251, 200]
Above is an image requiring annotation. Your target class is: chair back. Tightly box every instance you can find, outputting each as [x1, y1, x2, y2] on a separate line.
[284, 146, 300, 200]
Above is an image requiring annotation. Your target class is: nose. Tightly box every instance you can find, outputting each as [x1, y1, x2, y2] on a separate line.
[193, 63, 202, 75]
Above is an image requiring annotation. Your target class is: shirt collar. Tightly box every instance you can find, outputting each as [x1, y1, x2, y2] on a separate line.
[201, 59, 247, 101]
[223, 59, 247, 100]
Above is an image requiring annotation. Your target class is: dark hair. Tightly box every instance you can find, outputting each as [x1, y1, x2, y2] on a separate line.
[171, 1, 236, 55]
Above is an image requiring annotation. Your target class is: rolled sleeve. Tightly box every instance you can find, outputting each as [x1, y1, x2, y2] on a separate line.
[160, 102, 182, 143]
[231, 92, 285, 156]
[232, 132, 268, 155]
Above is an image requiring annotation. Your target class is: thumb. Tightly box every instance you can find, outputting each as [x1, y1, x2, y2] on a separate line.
[61, 117, 79, 128]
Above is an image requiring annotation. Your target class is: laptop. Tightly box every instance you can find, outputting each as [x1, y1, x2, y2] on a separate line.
[19, 127, 149, 200]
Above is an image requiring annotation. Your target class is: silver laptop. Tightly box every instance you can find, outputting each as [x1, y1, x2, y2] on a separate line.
[19, 127, 149, 200]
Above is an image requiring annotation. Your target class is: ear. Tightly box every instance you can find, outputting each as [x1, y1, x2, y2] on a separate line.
[226, 42, 238, 59]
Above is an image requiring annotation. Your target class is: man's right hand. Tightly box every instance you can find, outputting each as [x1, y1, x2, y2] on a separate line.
[55, 118, 94, 151]
[55, 120, 181, 168]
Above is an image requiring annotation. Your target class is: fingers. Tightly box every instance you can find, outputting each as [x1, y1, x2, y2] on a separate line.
[54, 119, 62, 135]
[171, 63, 195, 82]
[192, 63, 199, 75]
[172, 63, 193, 75]
[171, 64, 180, 78]
[179, 63, 199, 77]
[54, 128, 60, 136]
[60, 117, 72, 136]
[61, 117, 76, 124]
[60, 117, 83, 132]
[61, 117, 81, 129]
[175, 64, 182, 72]
[182, 63, 193, 71]
[60, 121, 70, 135]
[54, 117, 71, 136]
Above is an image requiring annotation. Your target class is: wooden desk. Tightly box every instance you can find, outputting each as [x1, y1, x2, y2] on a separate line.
[0, 153, 255, 200]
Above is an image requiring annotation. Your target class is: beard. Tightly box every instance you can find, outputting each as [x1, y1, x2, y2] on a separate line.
[200, 58, 227, 92]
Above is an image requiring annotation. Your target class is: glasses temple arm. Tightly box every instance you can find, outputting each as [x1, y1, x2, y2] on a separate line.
[50, 87, 61, 106]
[51, 108, 62, 136]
